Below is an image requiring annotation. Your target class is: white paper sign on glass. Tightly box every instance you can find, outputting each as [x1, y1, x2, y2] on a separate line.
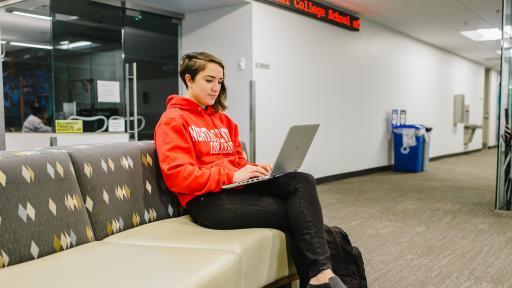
[63, 101, 76, 117]
[97, 80, 120, 103]
[108, 118, 125, 132]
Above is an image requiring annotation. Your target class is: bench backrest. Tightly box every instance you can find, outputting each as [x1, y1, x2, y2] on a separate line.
[64, 141, 181, 240]
[0, 141, 182, 268]
[0, 150, 94, 268]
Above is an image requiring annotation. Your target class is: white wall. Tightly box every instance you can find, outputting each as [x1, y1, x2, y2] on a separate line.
[181, 1, 492, 179]
[252, 1, 486, 178]
[182, 3, 253, 144]
[488, 69, 499, 147]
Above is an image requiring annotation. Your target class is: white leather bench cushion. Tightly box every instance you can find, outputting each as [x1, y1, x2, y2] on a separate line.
[0, 241, 240, 288]
[104, 216, 295, 288]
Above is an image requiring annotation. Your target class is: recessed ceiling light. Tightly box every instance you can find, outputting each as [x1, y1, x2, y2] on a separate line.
[460, 28, 502, 41]
[10, 11, 51, 20]
[67, 41, 92, 48]
[56, 41, 93, 49]
[54, 13, 78, 21]
[9, 42, 52, 49]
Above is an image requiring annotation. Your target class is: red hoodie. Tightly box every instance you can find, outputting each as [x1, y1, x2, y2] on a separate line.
[154, 95, 249, 207]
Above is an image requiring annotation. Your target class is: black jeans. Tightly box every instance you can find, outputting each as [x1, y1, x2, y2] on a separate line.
[186, 172, 331, 286]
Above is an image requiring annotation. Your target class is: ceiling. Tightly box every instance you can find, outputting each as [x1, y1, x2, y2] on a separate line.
[129, 0, 504, 70]
[127, 0, 246, 14]
[0, 0, 50, 48]
[0, 0, 504, 69]
[321, 0, 503, 70]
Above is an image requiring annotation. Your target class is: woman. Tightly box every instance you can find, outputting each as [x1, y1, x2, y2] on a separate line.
[154, 52, 346, 288]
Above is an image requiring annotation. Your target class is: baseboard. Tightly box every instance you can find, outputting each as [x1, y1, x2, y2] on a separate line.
[430, 148, 483, 161]
[316, 165, 393, 185]
[316, 148, 488, 185]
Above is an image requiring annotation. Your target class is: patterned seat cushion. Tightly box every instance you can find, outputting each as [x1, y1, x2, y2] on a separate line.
[0, 150, 94, 268]
[64, 142, 180, 240]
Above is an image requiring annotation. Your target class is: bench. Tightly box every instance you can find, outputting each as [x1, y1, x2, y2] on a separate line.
[0, 141, 296, 287]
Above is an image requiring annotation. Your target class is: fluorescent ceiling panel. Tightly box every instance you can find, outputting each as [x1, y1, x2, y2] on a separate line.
[11, 11, 51, 20]
[56, 41, 94, 49]
[9, 42, 52, 49]
[460, 28, 502, 42]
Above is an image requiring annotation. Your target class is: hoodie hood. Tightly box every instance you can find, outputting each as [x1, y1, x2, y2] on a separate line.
[166, 95, 215, 115]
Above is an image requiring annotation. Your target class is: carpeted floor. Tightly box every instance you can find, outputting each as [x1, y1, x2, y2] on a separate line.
[317, 148, 512, 288]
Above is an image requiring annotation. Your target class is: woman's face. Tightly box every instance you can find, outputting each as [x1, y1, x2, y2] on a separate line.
[186, 62, 223, 108]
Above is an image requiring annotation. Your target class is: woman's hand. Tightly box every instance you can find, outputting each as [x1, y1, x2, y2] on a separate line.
[233, 164, 272, 183]
[256, 163, 272, 175]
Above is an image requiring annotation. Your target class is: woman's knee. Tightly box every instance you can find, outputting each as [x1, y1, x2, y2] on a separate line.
[275, 172, 318, 201]
[282, 171, 316, 186]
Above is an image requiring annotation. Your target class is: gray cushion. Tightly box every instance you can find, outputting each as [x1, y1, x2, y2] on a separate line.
[0, 150, 93, 268]
[64, 142, 180, 240]
[136, 141, 182, 218]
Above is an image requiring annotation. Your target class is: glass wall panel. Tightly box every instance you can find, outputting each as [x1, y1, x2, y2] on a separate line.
[51, 0, 123, 132]
[0, 0, 52, 132]
[0, 0, 180, 138]
[123, 9, 180, 140]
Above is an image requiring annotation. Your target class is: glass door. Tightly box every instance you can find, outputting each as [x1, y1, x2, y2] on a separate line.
[51, 0, 124, 132]
[123, 9, 180, 140]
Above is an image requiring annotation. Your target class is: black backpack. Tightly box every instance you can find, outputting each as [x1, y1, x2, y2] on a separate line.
[324, 225, 367, 288]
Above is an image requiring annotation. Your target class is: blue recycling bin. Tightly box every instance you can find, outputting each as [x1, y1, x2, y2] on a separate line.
[393, 124, 425, 172]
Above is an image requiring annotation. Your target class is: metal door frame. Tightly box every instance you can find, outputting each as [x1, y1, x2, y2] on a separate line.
[0, 24, 6, 150]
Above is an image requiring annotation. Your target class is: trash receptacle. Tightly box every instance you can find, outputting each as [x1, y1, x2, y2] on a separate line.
[393, 124, 426, 172]
[422, 126, 433, 171]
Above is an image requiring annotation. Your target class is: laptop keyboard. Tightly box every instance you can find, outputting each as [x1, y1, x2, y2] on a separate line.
[237, 175, 270, 185]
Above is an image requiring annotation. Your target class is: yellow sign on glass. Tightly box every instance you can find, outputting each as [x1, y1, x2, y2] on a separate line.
[55, 120, 83, 133]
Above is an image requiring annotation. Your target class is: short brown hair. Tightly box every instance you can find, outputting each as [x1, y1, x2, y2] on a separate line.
[179, 52, 227, 112]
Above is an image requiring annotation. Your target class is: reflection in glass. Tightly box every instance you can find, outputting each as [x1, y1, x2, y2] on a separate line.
[0, 0, 180, 138]
[0, 0, 52, 132]
[124, 9, 180, 140]
[52, 0, 123, 132]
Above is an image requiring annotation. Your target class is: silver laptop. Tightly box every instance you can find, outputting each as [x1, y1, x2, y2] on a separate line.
[222, 124, 320, 189]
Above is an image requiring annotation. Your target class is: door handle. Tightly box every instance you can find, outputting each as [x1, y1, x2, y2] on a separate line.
[125, 62, 139, 141]
[132, 62, 138, 141]
[124, 63, 131, 134]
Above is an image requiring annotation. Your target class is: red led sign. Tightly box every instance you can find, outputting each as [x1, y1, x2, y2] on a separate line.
[259, 0, 360, 31]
